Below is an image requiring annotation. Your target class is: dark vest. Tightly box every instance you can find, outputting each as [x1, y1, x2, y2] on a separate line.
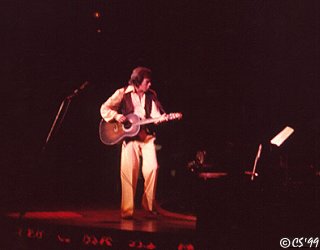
[119, 89, 163, 118]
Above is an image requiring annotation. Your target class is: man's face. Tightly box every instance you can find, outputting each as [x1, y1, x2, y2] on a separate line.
[137, 78, 152, 93]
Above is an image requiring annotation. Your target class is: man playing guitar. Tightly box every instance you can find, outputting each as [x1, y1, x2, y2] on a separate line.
[100, 67, 172, 219]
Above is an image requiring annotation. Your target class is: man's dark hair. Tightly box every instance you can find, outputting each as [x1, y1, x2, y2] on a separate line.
[129, 67, 152, 86]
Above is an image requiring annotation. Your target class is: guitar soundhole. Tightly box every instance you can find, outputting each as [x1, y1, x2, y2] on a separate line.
[123, 121, 132, 129]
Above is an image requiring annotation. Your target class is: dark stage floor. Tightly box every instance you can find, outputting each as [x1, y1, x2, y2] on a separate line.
[0, 204, 197, 250]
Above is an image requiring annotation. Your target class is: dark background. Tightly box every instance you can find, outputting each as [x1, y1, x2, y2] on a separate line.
[1, 0, 319, 210]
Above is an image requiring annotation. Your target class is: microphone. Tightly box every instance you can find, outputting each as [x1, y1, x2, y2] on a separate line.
[68, 81, 90, 99]
[74, 81, 89, 95]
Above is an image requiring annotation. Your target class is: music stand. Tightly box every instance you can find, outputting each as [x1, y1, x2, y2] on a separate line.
[246, 126, 294, 181]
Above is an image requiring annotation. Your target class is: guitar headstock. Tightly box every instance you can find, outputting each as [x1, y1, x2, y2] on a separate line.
[166, 112, 183, 121]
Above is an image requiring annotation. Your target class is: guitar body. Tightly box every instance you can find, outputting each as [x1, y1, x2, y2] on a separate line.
[99, 113, 141, 145]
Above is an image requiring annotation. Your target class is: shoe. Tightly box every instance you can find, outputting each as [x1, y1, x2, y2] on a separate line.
[121, 215, 133, 220]
[144, 211, 159, 220]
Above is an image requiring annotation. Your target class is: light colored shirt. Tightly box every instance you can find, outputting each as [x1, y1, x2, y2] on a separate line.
[100, 85, 162, 122]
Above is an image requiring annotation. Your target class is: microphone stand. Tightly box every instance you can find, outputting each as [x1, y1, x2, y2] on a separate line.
[42, 97, 71, 152]
[250, 144, 262, 181]
[42, 81, 89, 152]
[245, 144, 262, 181]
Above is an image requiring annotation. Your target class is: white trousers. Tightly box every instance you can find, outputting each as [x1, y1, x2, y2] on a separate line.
[120, 136, 158, 217]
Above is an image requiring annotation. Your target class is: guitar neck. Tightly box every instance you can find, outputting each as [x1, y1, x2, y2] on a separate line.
[136, 117, 160, 126]
[133, 113, 182, 126]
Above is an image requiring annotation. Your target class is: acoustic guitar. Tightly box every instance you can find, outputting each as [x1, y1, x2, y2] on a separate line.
[99, 113, 182, 145]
